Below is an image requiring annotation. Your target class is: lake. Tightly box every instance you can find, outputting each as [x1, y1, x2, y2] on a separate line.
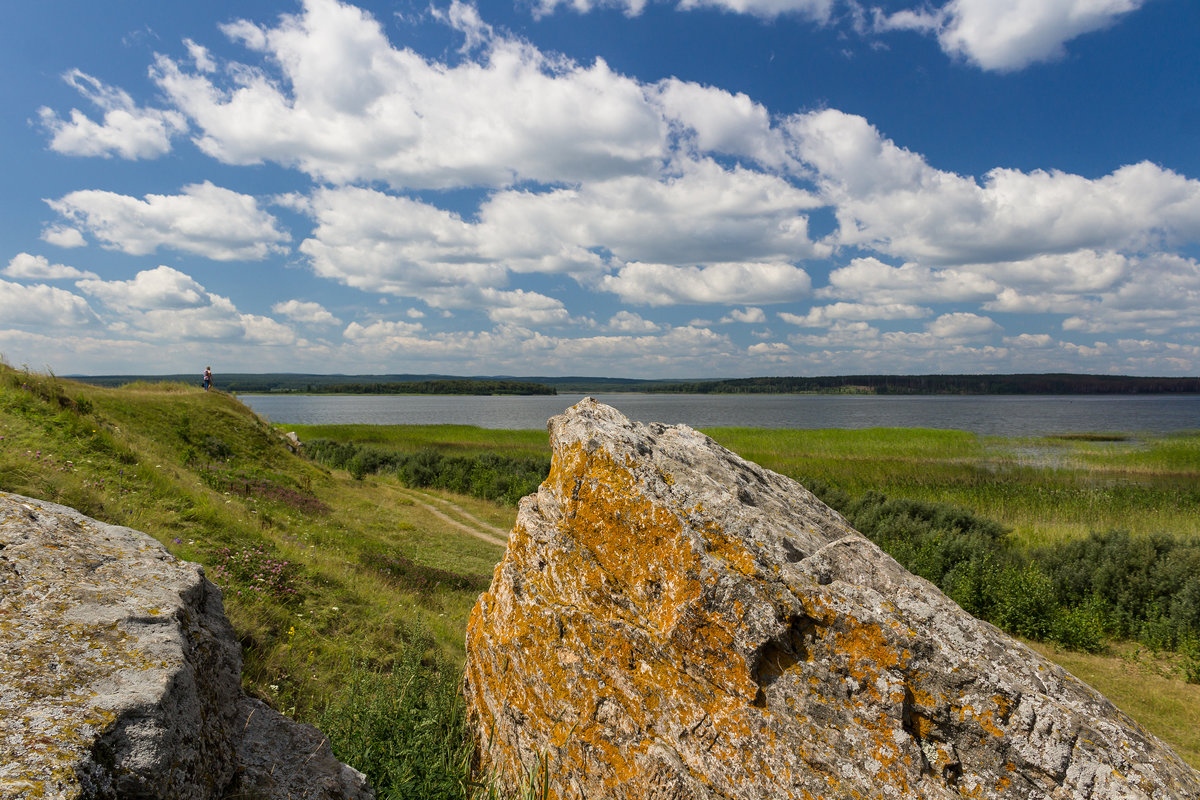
[236, 393, 1200, 437]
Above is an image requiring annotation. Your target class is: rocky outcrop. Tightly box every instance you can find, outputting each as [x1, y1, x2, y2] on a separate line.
[0, 491, 371, 800]
[464, 399, 1200, 799]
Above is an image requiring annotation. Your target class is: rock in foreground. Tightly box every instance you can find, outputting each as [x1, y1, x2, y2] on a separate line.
[464, 399, 1200, 799]
[0, 491, 371, 800]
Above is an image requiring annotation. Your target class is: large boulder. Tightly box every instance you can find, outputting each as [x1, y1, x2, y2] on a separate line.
[0, 491, 371, 800]
[464, 399, 1200, 799]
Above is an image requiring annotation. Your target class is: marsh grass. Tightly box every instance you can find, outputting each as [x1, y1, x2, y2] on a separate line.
[705, 426, 1200, 546]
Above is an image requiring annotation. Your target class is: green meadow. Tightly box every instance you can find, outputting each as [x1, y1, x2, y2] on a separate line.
[2, 363, 1198, 798]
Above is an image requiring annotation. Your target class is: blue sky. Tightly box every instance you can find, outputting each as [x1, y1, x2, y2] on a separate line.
[3, 0, 1199, 378]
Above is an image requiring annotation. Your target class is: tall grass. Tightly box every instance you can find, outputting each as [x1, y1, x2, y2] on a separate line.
[705, 426, 1200, 546]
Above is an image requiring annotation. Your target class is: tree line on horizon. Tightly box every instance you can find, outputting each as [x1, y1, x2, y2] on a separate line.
[641, 374, 1200, 395]
[71, 372, 1200, 395]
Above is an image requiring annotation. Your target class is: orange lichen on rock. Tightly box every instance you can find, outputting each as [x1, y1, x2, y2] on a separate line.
[463, 399, 1200, 800]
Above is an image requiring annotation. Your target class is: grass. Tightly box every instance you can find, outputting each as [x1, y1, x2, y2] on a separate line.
[704, 426, 1200, 547]
[0, 363, 505, 796]
[288, 423, 549, 460]
[4, 365, 1199, 788]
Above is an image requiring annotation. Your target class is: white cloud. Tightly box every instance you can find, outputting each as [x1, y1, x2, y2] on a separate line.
[787, 110, 1200, 265]
[607, 310, 661, 333]
[1004, 333, 1053, 347]
[38, 70, 187, 159]
[788, 319, 882, 347]
[430, 0, 495, 53]
[343, 319, 426, 341]
[4, 253, 98, 281]
[77, 265, 208, 310]
[297, 160, 822, 309]
[720, 307, 767, 324]
[530, 0, 832, 21]
[183, 38, 217, 72]
[480, 159, 824, 267]
[480, 288, 571, 326]
[46, 182, 290, 261]
[601, 261, 812, 306]
[150, 0, 668, 189]
[877, 0, 1148, 72]
[651, 79, 789, 168]
[297, 187, 512, 299]
[272, 299, 342, 325]
[779, 301, 930, 326]
[927, 311, 1002, 339]
[40, 226, 87, 249]
[0, 279, 98, 327]
[677, 0, 835, 22]
[77, 265, 298, 345]
[820, 257, 998, 303]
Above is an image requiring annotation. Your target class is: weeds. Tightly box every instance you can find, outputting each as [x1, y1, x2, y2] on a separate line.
[209, 544, 304, 604]
[317, 643, 474, 800]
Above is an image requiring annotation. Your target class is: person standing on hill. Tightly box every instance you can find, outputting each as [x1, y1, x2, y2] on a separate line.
[202, 366, 212, 391]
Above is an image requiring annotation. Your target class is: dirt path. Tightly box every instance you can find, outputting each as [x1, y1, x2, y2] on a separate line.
[395, 486, 509, 548]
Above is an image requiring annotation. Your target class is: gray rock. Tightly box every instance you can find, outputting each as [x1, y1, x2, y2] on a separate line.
[0, 491, 372, 800]
[464, 398, 1200, 800]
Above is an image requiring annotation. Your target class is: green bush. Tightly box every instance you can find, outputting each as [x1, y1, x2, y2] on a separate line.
[804, 481, 1200, 656]
[1037, 529, 1200, 649]
[305, 441, 550, 507]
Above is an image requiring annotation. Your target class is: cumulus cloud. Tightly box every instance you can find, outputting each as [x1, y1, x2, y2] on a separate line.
[677, 0, 835, 21]
[819, 257, 998, 303]
[927, 311, 1002, 340]
[272, 299, 342, 325]
[38, 70, 187, 159]
[607, 310, 661, 332]
[343, 319, 426, 341]
[77, 265, 208, 310]
[720, 307, 767, 324]
[77, 265, 297, 345]
[46, 182, 290, 261]
[40, 226, 87, 249]
[0, 279, 98, 327]
[150, 0, 667, 189]
[530, 0, 833, 21]
[601, 261, 812, 305]
[297, 163, 822, 309]
[480, 288, 572, 326]
[779, 301, 930, 326]
[876, 0, 1147, 72]
[788, 110, 1200, 265]
[4, 253, 98, 281]
[1005, 333, 1054, 348]
[297, 187, 511, 299]
[483, 159, 824, 268]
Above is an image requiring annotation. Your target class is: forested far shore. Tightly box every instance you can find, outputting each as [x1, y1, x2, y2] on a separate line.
[74, 374, 558, 395]
[642, 374, 1200, 395]
[69, 372, 1200, 395]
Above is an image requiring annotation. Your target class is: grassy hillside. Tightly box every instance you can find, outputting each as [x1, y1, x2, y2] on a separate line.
[3, 363, 1198, 791]
[0, 363, 510, 797]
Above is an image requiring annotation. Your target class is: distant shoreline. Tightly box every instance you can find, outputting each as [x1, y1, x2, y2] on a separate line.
[69, 372, 1200, 396]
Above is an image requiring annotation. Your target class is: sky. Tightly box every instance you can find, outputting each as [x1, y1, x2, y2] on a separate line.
[2, 0, 1199, 378]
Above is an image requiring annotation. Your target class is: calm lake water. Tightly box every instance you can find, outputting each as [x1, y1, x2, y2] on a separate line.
[237, 393, 1200, 437]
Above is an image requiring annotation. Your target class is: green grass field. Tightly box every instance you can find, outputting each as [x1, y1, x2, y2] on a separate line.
[3, 366, 1198, 794]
